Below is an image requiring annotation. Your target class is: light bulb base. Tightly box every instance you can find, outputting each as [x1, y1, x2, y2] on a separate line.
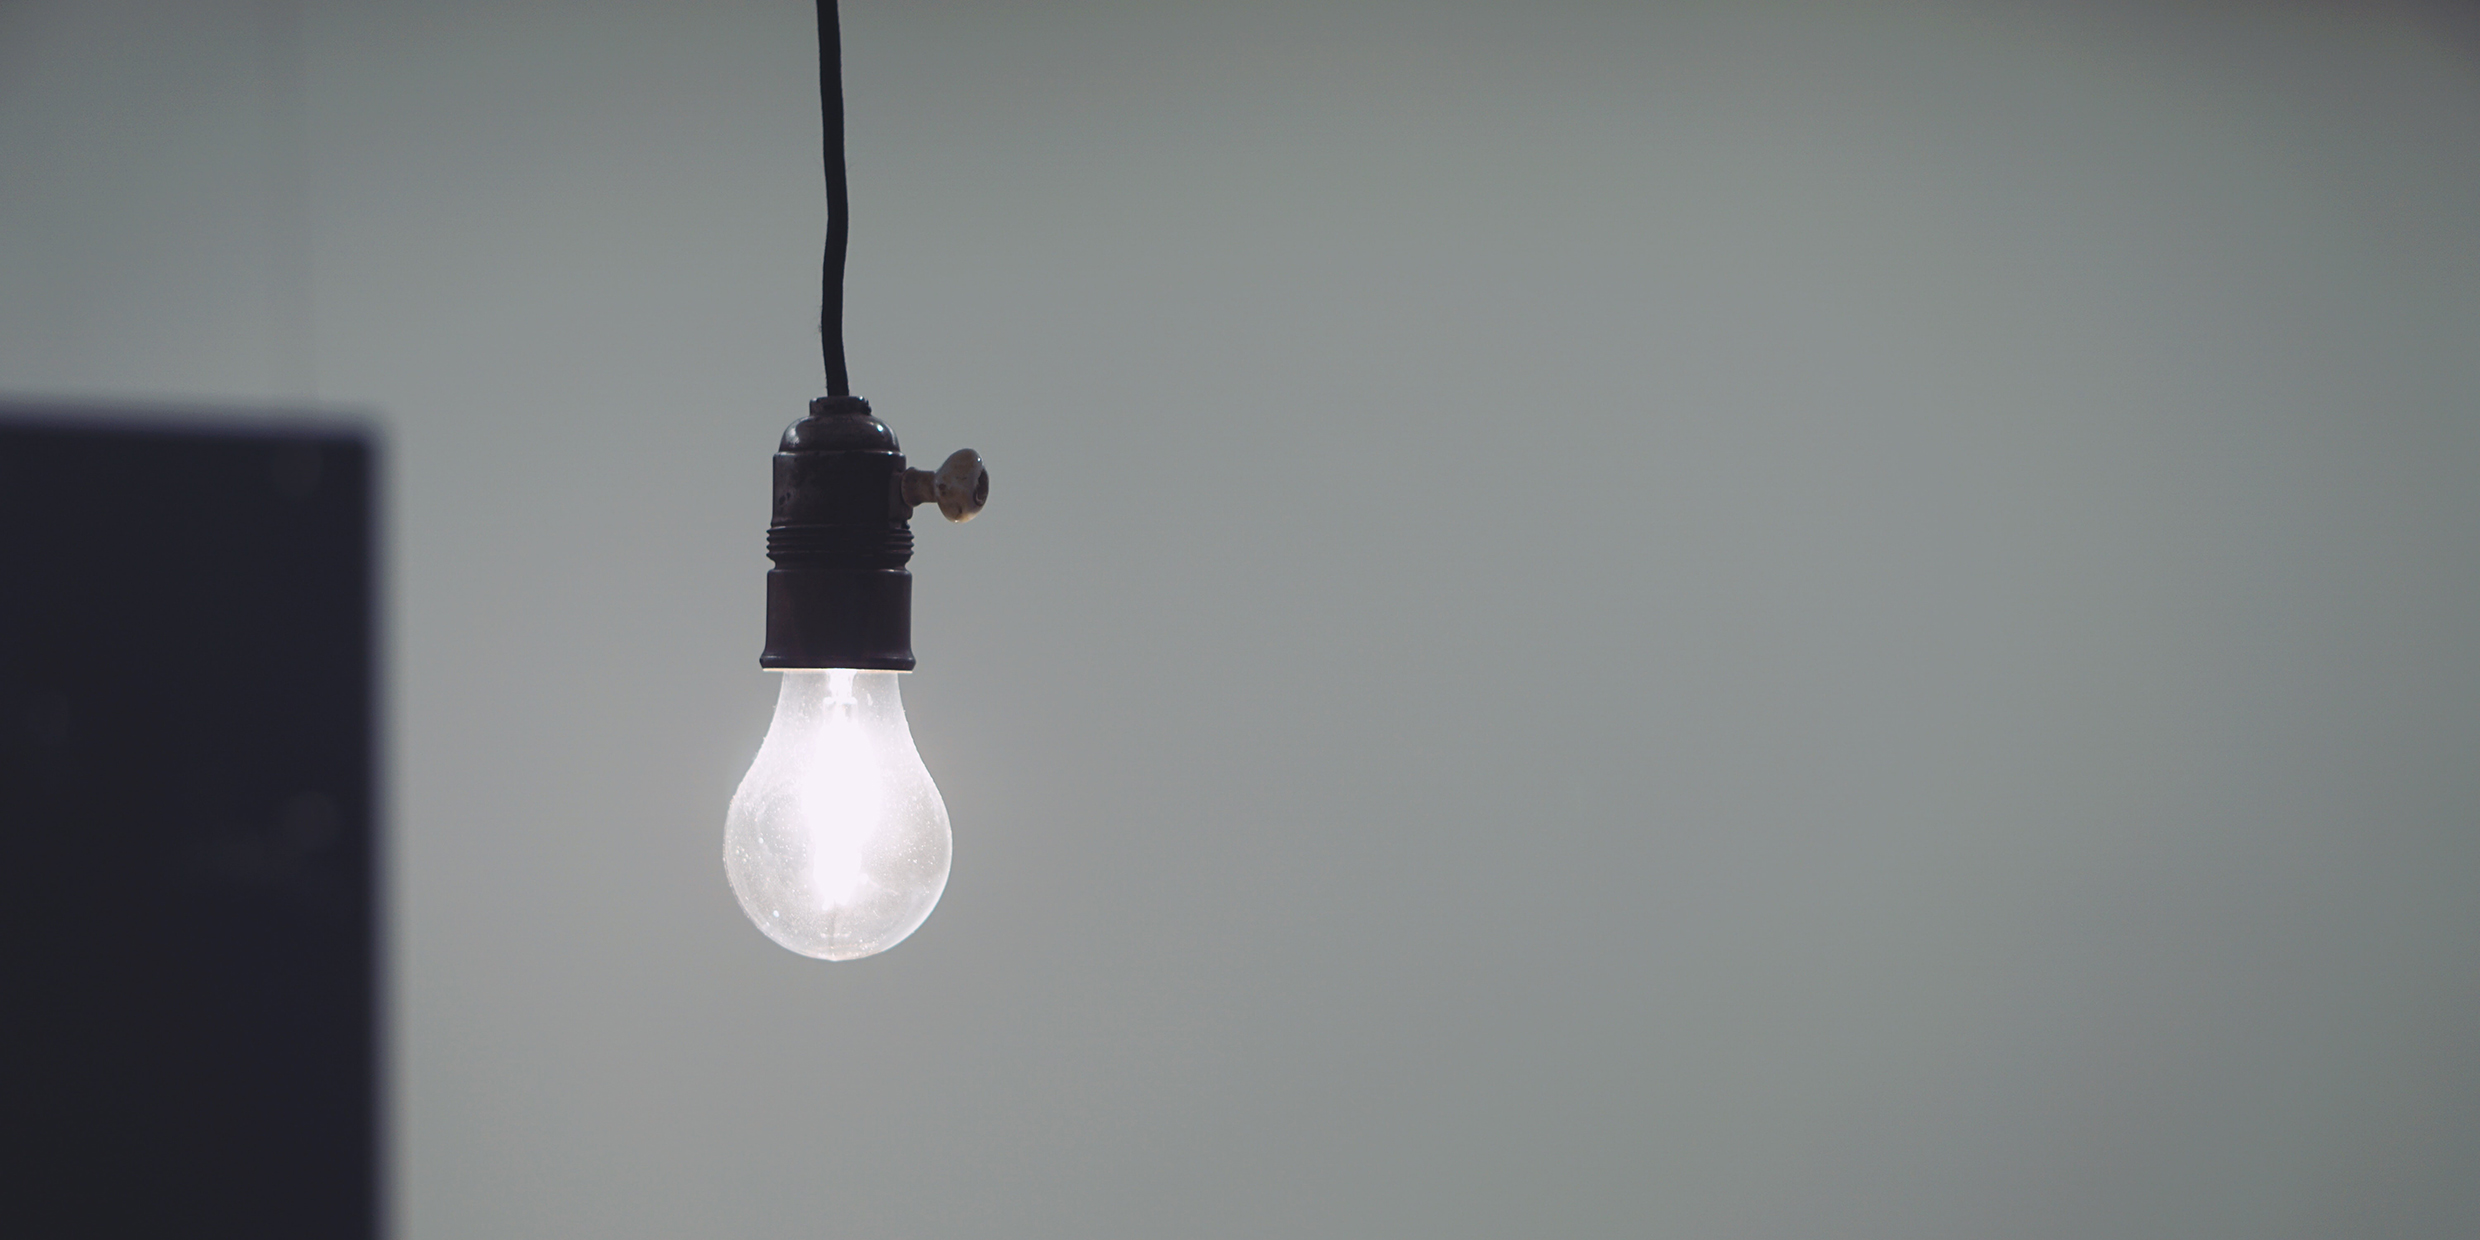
[760, 566, 913, 670]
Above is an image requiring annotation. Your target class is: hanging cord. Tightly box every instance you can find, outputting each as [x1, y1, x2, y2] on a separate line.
[818, 0, 851, 396]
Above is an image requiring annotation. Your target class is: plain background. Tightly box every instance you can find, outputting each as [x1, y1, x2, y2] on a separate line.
[5, 1, 2478, 1236]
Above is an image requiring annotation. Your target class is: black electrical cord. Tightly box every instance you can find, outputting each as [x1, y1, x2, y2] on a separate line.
[818, 0, 851, 397]
[761, 0, 988, 679]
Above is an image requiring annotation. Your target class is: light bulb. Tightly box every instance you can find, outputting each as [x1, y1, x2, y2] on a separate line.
[726, 669, 950, 960]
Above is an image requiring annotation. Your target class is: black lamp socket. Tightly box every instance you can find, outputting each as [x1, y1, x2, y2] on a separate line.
[759, 396, 985, 670]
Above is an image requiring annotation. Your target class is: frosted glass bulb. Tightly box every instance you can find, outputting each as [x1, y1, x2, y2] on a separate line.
[726, 669, 951, 960]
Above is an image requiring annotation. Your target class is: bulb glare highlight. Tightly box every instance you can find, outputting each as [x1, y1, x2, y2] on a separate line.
[726, 669, 950, 960]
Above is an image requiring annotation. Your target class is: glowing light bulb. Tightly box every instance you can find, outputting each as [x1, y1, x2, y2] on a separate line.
[726, 669, 950, 960]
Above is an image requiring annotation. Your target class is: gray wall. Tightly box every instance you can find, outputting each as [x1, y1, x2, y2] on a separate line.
[6, 1, 2478, 1235]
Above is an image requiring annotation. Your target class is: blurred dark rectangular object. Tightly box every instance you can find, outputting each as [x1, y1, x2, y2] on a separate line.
[0, 405, 378, 1238]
